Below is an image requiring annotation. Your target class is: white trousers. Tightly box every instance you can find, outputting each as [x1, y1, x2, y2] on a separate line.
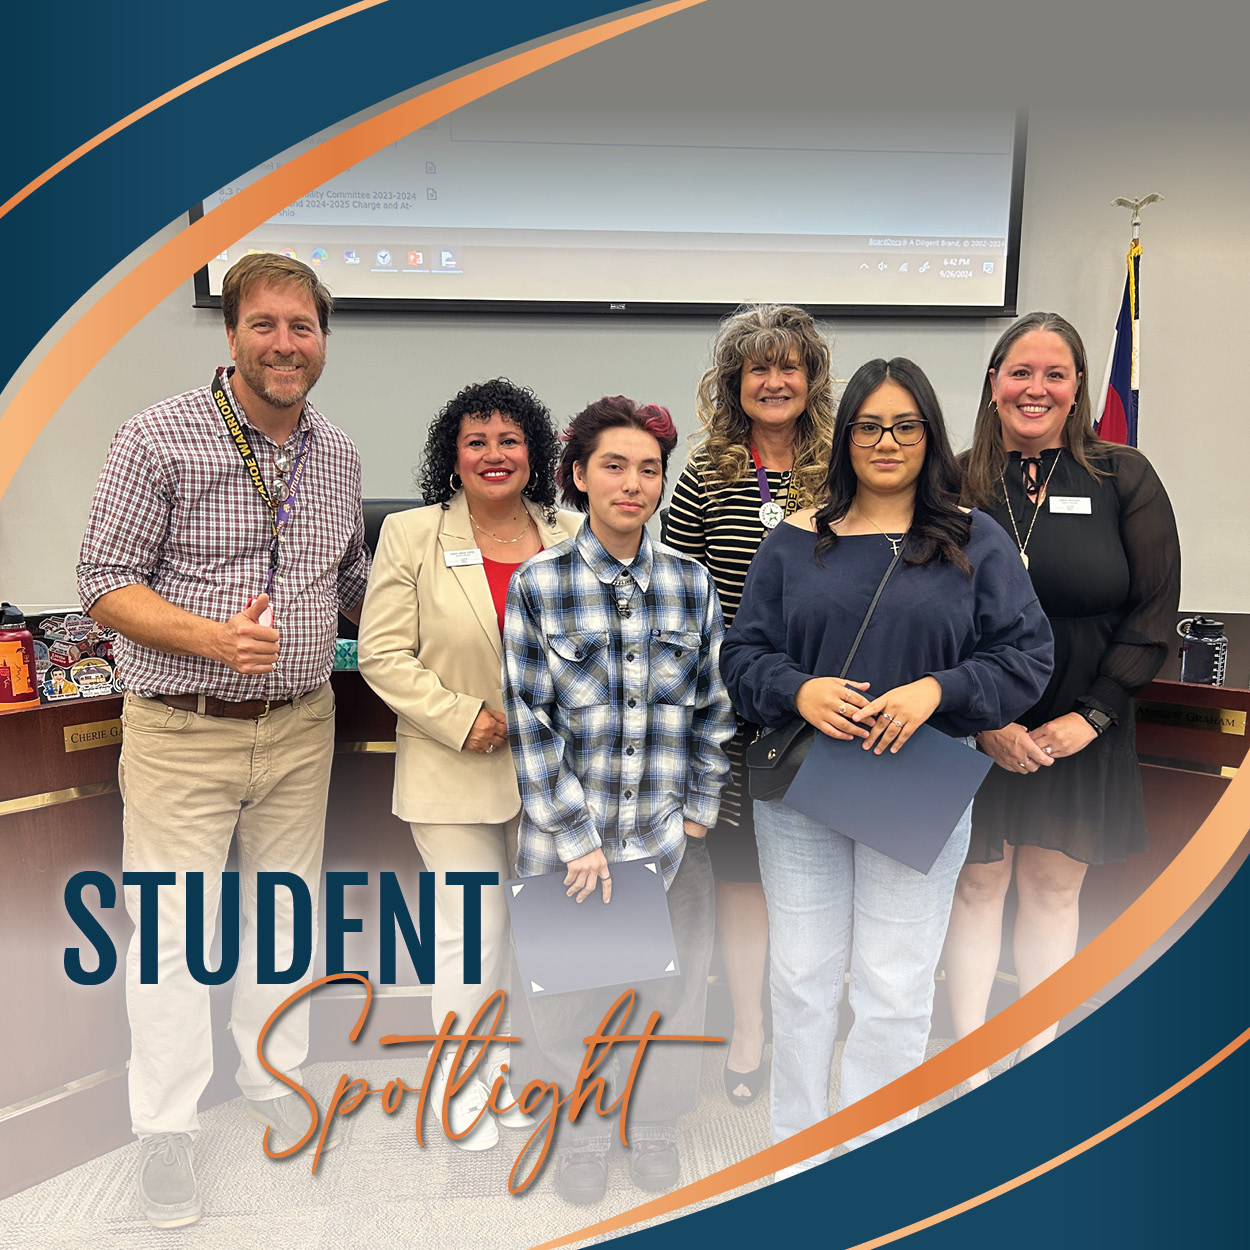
[407, 819, 516, 1039]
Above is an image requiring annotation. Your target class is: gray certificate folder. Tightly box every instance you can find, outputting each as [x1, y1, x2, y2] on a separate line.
[505, 858, 680, 998]
[783, 725, 992, 873]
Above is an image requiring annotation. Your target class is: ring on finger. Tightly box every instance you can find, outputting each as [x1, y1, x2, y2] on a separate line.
[1044, 745, 1053, 755]
[838, 701, 848, 715]
[881, 712, 893, 722]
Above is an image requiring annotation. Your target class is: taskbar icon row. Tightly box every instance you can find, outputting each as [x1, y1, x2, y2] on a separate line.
[222, 246, 464, 273]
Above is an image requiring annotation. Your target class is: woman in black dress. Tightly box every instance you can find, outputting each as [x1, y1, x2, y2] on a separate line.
[945, 312, 1181, 1086]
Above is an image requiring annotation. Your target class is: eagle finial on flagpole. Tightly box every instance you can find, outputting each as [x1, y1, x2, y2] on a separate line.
[1111, 193, 1163, 239]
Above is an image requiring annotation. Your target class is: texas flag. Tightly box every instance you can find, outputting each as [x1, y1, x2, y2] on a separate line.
[1095, 239, 1142, 445]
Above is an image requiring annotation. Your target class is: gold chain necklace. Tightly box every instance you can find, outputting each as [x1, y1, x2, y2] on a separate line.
[999, 450, 1062, 569]
[469, 510, 532, 545]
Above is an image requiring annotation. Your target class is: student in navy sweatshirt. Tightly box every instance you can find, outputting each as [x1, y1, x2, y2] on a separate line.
[721, 357, 1053, 1175]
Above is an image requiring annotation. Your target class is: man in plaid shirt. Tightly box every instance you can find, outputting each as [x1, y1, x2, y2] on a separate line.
[503, 396, 733, 1204]
[77, 254, 369, 1228]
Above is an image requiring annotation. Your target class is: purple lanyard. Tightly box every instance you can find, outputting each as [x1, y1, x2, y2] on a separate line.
[750, 444, 774, 503]
[750, 444, 795, 529]
[211, 369, 312, 595]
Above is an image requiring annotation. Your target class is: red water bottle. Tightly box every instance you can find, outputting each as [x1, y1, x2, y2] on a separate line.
[0, 602, 40, 713]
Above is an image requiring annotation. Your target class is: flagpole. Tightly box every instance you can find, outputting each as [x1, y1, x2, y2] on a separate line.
[1095, 194, 1162, 444]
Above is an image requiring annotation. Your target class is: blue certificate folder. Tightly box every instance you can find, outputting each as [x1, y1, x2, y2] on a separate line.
[505, 858, 680, 998]
[783, 725, 993, 873]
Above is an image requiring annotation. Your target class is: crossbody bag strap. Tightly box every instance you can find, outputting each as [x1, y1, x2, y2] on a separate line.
[837, 543, 905, 679]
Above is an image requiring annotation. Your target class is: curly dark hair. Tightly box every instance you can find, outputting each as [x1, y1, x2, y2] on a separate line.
[814, 357, 971, 573]
[418, 378, 560, 520]
[558, 396, 679, 512]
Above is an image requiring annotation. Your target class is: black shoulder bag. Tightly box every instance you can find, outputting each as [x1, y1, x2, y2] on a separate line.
[745, 544, 904, 802]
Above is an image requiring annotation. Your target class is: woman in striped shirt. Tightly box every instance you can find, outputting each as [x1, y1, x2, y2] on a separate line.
[664, 304, 835, 1105]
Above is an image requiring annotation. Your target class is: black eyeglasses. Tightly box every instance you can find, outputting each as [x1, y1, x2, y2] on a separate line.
[848, 419, 928, 447]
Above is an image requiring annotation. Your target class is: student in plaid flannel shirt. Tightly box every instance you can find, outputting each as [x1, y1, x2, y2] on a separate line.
[503, 395, 734, 1204]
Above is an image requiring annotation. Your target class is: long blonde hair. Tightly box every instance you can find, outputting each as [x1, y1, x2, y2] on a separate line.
[693, 304, 834, 508]
[963, 311, 1112, 508]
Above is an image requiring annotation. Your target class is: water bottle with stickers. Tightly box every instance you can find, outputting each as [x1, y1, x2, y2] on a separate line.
[1177, 617, 1228, 686]
[0, 603, 40, 713]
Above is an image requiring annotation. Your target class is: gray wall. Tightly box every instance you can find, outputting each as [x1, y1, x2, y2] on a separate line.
[2, 100, 1246, 615]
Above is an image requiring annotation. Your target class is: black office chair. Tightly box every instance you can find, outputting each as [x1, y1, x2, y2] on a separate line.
[339, 498, 423, 639]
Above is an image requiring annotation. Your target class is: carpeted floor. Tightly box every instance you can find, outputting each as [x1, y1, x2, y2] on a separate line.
[0, 1042, 976, 1249]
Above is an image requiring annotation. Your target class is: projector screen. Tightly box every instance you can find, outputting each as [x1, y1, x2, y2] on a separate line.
[194, 107, 1025, 318]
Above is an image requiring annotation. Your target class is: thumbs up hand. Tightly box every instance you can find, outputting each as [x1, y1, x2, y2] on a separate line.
[216, 593, 282, 673]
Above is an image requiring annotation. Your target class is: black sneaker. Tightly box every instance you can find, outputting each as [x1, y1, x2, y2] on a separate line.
[553, 1148, 609, 1204]
[629, 1138, 680, 1191]
[137, 1133, 202, 1228]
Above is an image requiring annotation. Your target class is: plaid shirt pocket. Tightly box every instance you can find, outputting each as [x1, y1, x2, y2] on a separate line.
[648, 630, 701, 705]
[547, 630, 612, 709]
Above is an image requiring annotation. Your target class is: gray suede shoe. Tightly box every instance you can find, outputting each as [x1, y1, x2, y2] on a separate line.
[137, 1132, 202, 1228]
[245, 1092, 344, 1154]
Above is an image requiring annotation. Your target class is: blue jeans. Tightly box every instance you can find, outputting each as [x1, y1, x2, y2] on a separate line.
[755, 795, 972, 1158]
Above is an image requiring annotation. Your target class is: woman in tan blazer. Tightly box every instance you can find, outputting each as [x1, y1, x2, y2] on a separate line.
[358, 379, 578, 1149]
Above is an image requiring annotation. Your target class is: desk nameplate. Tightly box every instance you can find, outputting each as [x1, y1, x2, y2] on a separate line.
[1135, 701, 1246, 736]
[63, 718, 123, 753]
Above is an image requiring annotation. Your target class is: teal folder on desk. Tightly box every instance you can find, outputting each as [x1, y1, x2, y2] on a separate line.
[782, 725, 992, 873]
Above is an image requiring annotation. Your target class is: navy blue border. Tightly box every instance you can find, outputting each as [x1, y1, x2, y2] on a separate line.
[3, 3, 1247, 1246]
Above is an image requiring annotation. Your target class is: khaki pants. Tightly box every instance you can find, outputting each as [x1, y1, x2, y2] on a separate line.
[119, 684, 335, 1137]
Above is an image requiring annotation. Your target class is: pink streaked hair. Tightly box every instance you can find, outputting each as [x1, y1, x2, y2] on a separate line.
[558, 395, 678, 511]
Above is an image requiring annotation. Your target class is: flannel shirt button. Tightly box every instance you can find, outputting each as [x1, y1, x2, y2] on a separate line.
[626, 652, 635, 662]
[651, 629, 660, 636]
[624, 790, 633, 799]
[626, 746, 634, 755]
[627, 698, 637, 708]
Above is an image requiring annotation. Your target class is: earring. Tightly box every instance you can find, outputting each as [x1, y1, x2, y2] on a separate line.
[449, 471, 463, 492]
[989, 399, 999, 413]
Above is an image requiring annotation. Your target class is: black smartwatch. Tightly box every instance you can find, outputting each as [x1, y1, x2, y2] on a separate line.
[1077, 706, 1114, 736]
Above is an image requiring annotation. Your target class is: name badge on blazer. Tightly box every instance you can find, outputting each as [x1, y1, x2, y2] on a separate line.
[444, 548, 484, 567]
[1048, 496, 1092, 515]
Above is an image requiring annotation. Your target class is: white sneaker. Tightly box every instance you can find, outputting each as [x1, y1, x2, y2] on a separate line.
[427, 1052, 499, 1151]
[485, 1049, 536, 1129]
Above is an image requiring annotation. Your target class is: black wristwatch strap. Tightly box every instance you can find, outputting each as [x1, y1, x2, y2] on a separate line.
[1078, 706, 1114, 735]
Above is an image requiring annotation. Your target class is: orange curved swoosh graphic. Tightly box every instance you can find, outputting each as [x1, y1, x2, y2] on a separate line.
[0, 0, 389, 224]
[0, 0, 707, 500]
[532, 760, 1250, 1248]
[844, 1021, 1250, 1249]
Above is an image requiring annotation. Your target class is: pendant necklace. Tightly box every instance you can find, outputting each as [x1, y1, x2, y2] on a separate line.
[1000, 450, 1062, 569]
[612, 570, 638, 618]
[853, 505, 909, 556]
